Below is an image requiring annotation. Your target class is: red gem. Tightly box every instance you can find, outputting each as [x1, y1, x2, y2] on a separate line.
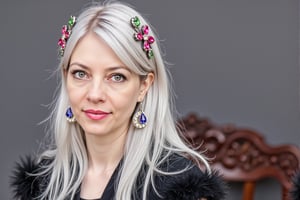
[142, 25, 149, 35]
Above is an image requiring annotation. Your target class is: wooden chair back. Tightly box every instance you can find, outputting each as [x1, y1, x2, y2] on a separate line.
[179, 113, 300, 200]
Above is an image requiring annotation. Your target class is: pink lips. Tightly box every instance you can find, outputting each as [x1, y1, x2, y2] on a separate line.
[84, 109, 110, 120]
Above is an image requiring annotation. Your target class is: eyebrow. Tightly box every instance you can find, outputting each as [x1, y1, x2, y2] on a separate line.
[68, 62, 132, 73]
[69, 62, 89, 70]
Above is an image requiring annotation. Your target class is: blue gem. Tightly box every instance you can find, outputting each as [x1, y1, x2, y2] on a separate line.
[66, 107, 74, 119]
[139, 113, 147, 124]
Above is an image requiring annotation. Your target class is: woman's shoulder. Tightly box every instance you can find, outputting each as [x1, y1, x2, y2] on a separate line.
[153, 153, 227, 200]
[10, 155, 51, 199]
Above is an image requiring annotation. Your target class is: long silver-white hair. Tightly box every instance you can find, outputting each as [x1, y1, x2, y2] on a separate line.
[37, 1, 210, 199]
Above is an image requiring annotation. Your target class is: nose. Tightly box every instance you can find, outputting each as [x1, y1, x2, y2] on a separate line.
[87, 78, 106, 103]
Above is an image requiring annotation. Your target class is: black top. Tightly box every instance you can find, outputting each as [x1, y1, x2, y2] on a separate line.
[11, 154, 227, 200]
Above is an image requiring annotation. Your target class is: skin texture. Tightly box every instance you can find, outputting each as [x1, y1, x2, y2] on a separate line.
[65, 32, 154, 198]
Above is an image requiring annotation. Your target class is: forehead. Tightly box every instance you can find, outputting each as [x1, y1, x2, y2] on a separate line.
[69, 32, 125, 70]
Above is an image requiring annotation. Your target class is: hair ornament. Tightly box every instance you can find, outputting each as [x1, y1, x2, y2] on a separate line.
[131, 16, 155, 59]
[58, 16, 76, 57]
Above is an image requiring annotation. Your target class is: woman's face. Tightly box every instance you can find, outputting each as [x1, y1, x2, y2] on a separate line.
[66, 32, 153, 138]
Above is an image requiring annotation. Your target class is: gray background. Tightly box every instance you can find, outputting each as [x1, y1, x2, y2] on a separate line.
[1, 0, 299, 199]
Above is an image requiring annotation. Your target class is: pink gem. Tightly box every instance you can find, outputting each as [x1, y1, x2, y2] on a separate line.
[135, 32, 143, 41]
[61, 25, 67, 34]
[143, 41, 150, 50]
[142, 25, 149, 35]
[58, 38, 65, 48]
[64, 31, 70, 39]
[148, 36, 155, 44]
[61, 25, 70, 39]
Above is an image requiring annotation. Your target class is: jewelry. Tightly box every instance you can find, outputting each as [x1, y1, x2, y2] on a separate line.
[130, 16, 155, 59]
[66, 107, 76, 123]
[58, 16, 76, 57]
[132, 103, 147, 129]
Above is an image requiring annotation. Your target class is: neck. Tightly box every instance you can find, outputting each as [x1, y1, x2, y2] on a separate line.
[84, 129, 127, 172]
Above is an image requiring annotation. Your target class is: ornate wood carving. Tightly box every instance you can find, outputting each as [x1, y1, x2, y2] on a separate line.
[178, 113, 300, 199]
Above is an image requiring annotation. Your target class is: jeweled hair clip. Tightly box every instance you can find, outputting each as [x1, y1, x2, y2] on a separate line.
[58, 16, 76, 57]
[131, 16, 155, 59]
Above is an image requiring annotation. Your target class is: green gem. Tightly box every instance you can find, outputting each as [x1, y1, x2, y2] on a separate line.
[148, 50, 154, 58]
[68, 16, 75, 27]
[133, 16, 140, 27]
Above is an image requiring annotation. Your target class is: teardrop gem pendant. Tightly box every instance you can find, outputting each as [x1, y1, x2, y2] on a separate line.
[66, 107, 76, 123]
[132, 110, 147, 129]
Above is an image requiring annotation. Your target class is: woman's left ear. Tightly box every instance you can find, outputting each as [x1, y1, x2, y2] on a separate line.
[138, 73, 154, 102]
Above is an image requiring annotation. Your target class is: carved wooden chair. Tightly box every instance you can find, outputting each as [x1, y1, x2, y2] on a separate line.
[178, 113, 300, 200]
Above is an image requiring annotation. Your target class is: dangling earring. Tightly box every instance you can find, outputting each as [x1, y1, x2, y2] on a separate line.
[66, 107, 76, 123]
[132, 103, 147, 129]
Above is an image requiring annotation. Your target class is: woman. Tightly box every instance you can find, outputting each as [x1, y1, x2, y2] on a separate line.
[11, 1, 226, 199]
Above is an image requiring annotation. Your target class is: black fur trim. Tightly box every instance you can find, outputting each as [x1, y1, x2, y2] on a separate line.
[160, 169, 227, 200]
[291, 172, 300, 200]
[10, 154, 227, 200]
[10, 156, 41, 200]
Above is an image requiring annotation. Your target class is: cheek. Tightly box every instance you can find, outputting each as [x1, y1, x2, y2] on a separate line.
[111, 86, 140, 111]
[66, 82, 84, 106]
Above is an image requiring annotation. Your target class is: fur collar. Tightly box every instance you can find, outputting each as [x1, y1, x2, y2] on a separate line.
[11, 156, 44, 200]
[291, 172, 300, 200]
[11, 155, 227, 200]
[158, 169, 226, 200]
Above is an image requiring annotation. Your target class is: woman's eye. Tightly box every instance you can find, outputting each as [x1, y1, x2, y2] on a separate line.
[111, 74, 126, 82]
[72, 70, 87, 79]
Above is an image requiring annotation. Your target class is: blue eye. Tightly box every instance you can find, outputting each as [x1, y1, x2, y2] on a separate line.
[111, 74, 126, 82]
[72, 70, 87, 79]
